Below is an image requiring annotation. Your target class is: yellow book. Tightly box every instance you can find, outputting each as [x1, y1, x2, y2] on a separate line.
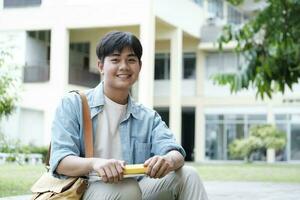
[124, 164, 147, 175]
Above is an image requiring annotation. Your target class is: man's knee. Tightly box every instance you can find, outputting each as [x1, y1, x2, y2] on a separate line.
[118, 179, 142, 200]
[83, 179, 142, 200]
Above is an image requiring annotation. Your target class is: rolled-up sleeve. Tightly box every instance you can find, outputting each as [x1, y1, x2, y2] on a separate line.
[49, 94, 82, 177]
[151, 112, 186, 157]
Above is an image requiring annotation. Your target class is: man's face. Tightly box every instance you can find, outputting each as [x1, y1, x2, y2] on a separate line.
[98, 47, 141, 91]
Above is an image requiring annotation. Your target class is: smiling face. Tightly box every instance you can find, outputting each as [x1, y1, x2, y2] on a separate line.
[98, 47, 141, 93]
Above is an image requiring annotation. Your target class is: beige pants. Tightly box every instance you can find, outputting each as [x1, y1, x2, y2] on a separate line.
[83, 166, 208, 200]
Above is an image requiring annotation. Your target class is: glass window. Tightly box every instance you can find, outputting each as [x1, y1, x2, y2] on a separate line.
[227, 5, 242, 24]
[154, 107, 169, 127]
[183, 53, 196, 79]
[38, 31, 46, 41]
[4, 0, 41, 8]
[155, 53, 170, 80]
[206, 52, 240, 79]
[28, 31, 36, 38]
[205, 123, 225, 160]
[291, 124, 300, 160]
[205, 113, 267, 160]
[207, 0, 224, 18]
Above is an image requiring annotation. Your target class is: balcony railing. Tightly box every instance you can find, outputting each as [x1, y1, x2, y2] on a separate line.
[23, 65, 50, 83]
[4, 0, 42, 8]
[200, 24, 223, 42]
[69, 67, 100, 88]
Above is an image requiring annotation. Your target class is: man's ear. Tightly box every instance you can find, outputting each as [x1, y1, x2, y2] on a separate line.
[97, 60, 104, 74]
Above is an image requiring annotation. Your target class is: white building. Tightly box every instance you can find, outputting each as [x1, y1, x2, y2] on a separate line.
[0, 0, 299, 162]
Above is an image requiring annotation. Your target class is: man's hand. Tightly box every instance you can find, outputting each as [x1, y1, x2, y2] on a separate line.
[144, 155, 174, 178]
[144, 150, 184, 179]
[92, 158, 125, 183]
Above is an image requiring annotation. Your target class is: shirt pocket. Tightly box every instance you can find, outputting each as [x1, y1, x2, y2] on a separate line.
[134, 141, 151, 164]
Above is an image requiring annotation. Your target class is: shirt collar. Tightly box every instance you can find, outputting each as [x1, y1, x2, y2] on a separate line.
[90, 81, 141, 120]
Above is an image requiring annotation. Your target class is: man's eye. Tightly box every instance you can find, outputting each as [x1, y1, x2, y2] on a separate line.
[111, 59, 119, 62]
[128, 58, 137, 62]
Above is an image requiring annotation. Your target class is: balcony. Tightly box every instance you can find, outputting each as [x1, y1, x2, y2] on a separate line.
[23, 65, 49, 83]
[3, 0, 42, 8]
[69, 67, 100, 88]
[200, 24, 223, 43]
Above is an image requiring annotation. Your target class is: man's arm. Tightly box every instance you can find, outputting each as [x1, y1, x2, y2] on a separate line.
[57, 155, 125, 183]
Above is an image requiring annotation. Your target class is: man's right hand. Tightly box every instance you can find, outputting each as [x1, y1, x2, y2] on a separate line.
[92, 158, 125, 183]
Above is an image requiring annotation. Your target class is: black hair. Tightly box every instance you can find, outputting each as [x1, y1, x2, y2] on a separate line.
[96, 31, 143, 63]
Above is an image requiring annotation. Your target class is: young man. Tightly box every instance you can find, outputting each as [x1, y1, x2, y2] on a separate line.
[50, 31, 208, 200]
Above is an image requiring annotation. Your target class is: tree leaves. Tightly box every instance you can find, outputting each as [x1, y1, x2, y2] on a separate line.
[0, 50, 19, 119]
[215, 0, 300, 99]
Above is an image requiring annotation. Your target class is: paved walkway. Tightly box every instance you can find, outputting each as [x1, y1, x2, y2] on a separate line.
[1, 181, 300, 200]
[205, 181, 300, 200]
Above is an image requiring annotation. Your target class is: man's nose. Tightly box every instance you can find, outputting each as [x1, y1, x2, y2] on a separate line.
[119, 60, 129, 70]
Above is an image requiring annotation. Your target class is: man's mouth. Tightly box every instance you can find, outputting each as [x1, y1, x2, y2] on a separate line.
[117, 74, 131, 78]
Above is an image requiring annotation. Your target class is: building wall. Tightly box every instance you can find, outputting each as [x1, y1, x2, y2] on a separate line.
[0, 0, 299, 161]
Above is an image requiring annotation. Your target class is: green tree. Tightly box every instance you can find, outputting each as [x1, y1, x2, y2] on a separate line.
[229, 124, 286, 162]
[0, 49, 19, 120]
[214, 0, 300, 99]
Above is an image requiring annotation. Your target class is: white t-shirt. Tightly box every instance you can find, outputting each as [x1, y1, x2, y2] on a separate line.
[93, 95, 127, 160]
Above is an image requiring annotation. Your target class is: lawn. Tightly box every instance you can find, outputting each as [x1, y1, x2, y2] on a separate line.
[1, 163, 300, 197]
[0, 163, 45, 197]
[193, 163, 300, 183]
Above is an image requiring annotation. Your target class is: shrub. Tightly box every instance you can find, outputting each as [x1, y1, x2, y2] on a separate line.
[229, 124, 286, 162]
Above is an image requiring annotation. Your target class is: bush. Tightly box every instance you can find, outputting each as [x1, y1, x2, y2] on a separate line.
[229, 125, 286, 162]
[0, 132, 48, 163]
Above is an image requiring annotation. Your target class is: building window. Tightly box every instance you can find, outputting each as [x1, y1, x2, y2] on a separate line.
[27, 30, 50, 43]
[69, 42, 90, 70]
[205, 114, 267, 160]
[207, 0, 224, 18]
[4, 0, 42, 8]
[183, 53, 196, 79]
[205, 52, 241, 80]
[154, 107, 169, 127]
[155, 53, 170, 80]
[227, 5, 242, 24]
[275, 113, 300, 161]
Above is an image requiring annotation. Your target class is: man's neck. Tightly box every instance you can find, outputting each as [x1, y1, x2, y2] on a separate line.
[104, 86, 129, 105]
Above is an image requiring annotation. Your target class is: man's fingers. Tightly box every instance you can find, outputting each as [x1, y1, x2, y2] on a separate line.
[104, 166, 114, 183]
[146, 157, 157, 175]
[155, 161, 169, 178]
[150, 157, 164, 177]
[115, 163, 124, 181]
[110, 164, 120, 183]
[144, 157, 152, 166]
[98, 168, 108, 182]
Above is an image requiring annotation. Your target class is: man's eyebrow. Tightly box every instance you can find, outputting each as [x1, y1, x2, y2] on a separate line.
[110, 53, 121, 56]
[128, 53, 137, 57]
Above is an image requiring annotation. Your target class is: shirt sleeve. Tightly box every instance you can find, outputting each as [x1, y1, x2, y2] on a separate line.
[151, 111, 186, 158]
[49, 93, 82, 178]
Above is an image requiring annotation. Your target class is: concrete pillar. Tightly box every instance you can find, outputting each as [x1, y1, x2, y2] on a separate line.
[45, 25, 69, 144]
[267, 102, 276, 163]
[50, 25, 69, 95]
[138, 0, 155, 108]
[169, 28, 183, 144]
[195, 50, 206, 162]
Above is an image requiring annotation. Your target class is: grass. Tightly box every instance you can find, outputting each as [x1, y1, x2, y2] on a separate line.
[0, 163, 45, 197]
[192, 163, 300, 183]
[1, 163, 300, 197]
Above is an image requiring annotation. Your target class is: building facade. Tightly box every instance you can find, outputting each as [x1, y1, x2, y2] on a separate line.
[0, 0, 299, 162]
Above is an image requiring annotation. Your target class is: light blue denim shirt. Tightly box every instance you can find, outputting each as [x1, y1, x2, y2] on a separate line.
[50, 82, 186, 177]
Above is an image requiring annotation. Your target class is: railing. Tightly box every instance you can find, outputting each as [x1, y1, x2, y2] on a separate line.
[69, 67, 100, 88]
[23, 65, 50, 83]
[3, 0, 42, 8]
